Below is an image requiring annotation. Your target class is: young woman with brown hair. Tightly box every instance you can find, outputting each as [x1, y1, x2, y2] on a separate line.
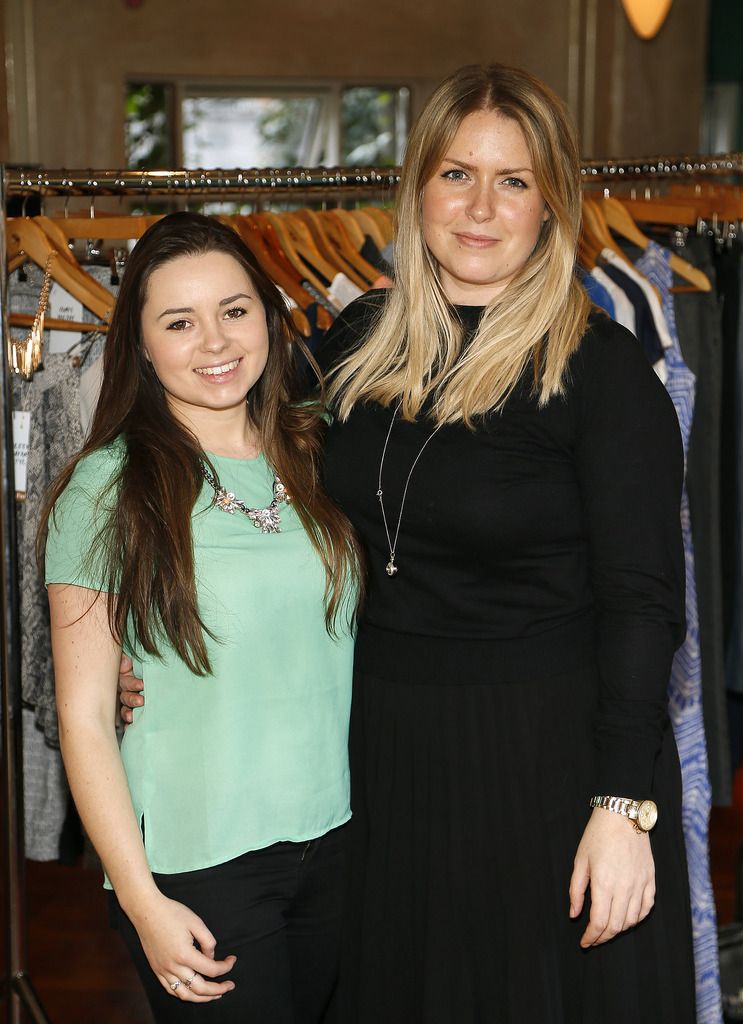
[41, 212, 363, 1023]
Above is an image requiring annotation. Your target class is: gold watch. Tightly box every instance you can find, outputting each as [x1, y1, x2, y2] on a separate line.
[589, 795, 658, 833]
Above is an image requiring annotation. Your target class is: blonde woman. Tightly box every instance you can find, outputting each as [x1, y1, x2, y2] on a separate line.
[320, 64, 694, 1022]
[121, 66, 695, 1022]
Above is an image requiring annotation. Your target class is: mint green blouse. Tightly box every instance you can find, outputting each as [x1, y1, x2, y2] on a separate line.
[45, 442, 354, 878]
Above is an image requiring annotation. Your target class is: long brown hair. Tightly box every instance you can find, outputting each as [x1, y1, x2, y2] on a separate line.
[330, 63, 591, 425]
[39, 212, 363, 673]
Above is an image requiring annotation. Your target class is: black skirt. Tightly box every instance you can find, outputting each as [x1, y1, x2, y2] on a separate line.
[332, 640, 696, 1024]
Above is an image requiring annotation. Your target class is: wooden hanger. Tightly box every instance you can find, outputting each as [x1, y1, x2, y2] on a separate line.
[9, 312, 107, 333]
[34, 216, 78, 263]
[6, 218, 114, 321]
[348, 208, 386, 252]
[17, 217, 115, 307]
[281, 214, 341, 286]
[579, 200, 608, 269]
[292, 208, 358, 282]
[329, 208, 366, 250]
[51, 214, 151, 240]
[251, 212, 334, 300]
[317, 211, 377, 287]
[225, 216, 312, 337]
[582, 198, 634, 267]
[364, 206, 394, 245]
[600, 197, 711, 292]
[292, 209, 344, 271]
[668, 182, 743, 221]
[232, 216, 334, 332]
[606, 196, 700, 227]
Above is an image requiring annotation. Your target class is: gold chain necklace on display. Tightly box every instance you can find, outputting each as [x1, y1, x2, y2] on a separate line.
[8, 253, 57, 381]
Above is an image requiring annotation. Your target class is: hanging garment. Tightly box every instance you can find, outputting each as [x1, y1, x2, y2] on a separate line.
[714, 239, 743, 663]
[724, 245, 743, 698]
[671, 235, 729, 803]
[576, 265, 616, 317]
[600, 260, 666, 377]
[603, 249, 673, 351]
[636, 241, 722, 1024]
[591, 264, 636, 332]
[713, 238, 743, 701]
[22, 707, 68, 861]
[10, 261, 110, 860]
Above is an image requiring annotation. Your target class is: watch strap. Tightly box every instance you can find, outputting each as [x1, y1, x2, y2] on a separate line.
[590, 794, 657, 833]
[590, 794, 639, 819]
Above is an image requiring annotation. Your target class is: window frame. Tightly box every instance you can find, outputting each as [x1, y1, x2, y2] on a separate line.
[125, 75, 411, 169]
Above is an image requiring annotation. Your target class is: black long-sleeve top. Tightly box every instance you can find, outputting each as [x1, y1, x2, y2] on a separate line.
[320, 292, 685, 798]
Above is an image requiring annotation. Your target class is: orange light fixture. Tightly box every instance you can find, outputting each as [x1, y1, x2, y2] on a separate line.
[621, 0, 673, 40]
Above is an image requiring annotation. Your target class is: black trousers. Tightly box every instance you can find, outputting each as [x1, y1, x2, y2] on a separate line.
[109, 824, 347, 1023]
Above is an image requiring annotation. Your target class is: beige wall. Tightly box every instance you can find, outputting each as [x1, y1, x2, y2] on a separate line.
[0, 9, 8, 163]
[4, 0, 708, 168]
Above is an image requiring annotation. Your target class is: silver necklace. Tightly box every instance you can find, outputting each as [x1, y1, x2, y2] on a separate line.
[202, 462, 291, 534]
[376, 403, 444, 577]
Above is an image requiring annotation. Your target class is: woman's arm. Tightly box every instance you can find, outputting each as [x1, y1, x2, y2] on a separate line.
[49, 583, 236, 1002]
[569, 320, 685, 948]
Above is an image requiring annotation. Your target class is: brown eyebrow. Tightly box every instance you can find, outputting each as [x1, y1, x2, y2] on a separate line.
[158, 307, 193, 319]
[157, 293, 252, 320]
[441, 159, 533, 175]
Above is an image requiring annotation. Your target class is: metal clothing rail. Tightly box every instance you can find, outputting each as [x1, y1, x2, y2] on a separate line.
[1, 150, 742, 1023]
[580, 152, 743, 178]
[5, 165, 401, 199]
[5, 153, 743, 200]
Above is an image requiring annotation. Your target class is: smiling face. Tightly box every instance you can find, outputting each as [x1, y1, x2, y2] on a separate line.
[140, 250, 270, 429]
[421, 108, 549, 305]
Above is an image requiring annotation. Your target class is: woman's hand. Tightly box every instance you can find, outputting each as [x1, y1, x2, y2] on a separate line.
[119, 653, 145, 725]
[569, 806, 655, 948]
[127, 890, 237, 1003]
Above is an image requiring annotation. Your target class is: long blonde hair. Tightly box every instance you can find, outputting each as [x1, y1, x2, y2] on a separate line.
[330, 63, 590, 426]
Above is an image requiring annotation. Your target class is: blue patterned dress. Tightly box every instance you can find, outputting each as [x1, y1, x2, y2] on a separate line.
[636, 241, 722, 1024]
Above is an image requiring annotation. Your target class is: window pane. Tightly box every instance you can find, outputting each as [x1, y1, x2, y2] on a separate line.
[125, 83, 174, 169]
[182, 96, 324, 167]
[341, 87, 409, 165]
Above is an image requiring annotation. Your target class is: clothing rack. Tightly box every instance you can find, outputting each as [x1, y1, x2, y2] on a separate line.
[5, 166, 401, 200]
[1, 151, 741, 1024]
[5, 152, 743, 201]
[0, 161, 398, 1024]
[581, 153, 743, 177]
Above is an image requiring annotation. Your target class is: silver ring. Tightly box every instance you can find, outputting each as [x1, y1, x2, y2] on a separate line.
[170, 979, 181, 992]
[184, 973, 196, 989]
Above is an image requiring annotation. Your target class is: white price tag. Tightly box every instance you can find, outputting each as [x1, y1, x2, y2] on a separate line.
[12, 411, 31, 496]
[47, 282, 84, 353]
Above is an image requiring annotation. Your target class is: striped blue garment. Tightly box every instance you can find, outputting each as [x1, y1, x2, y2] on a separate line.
[636, 241, 722, 1024]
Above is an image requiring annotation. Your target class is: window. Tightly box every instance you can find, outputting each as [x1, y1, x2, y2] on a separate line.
[125, 82, 176, 169]
[125, 81, 410, 170]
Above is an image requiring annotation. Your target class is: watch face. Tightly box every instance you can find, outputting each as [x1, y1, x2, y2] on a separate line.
[637, 800, 658, 832]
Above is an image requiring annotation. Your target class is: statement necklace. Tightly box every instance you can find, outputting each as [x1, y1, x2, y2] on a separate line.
[202, 462, 290, 534]
[376, 403, 444, 577]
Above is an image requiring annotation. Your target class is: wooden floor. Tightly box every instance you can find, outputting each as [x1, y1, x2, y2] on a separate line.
[1, 806, 743, 1022]
[1, 859, 152, 1022]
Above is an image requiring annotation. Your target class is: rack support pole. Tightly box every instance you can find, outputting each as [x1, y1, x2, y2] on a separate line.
[0, 164, 52, 1024]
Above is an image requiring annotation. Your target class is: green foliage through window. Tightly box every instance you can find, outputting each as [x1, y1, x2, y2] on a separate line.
[125, 83, 174, 170]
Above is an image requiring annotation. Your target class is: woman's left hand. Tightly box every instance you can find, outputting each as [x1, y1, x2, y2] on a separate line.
[569, 806, 655, 948]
